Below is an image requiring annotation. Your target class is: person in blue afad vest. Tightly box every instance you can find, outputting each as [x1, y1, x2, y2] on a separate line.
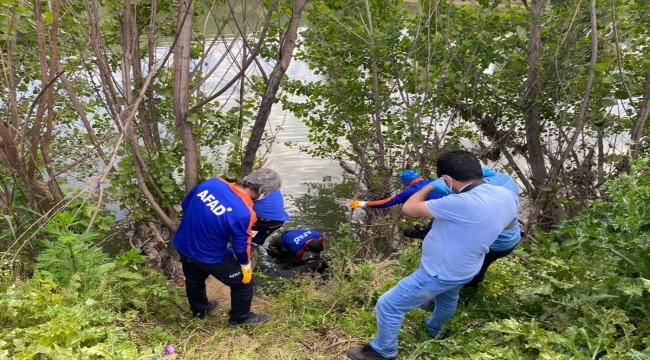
[172, 168, 281, 326]
[251, 189, 290, 247]
[347, 150, 519, 360]
[348, 169, 445, 210]
[266, 229, 325, 264]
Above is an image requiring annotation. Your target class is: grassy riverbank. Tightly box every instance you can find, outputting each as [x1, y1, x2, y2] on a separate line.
[2, 162, 650, 359]
[127, 252, 530, 360]
[0, 238, 530, 359]
[2, 236, 649, 359]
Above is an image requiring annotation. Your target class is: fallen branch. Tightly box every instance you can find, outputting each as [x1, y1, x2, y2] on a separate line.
[324, 339, 350, 351]
[297, 339, 313, 351]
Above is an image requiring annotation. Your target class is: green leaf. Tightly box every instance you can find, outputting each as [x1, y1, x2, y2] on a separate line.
[614, 90, 629, 99]
[43, 11, 53, 24]
[593, 63, 608, 72]
[600, 99, 617, 108]
[515, 26, 527, 41]
[642, 278, 650, 292]
[115, 270, 144, 280]
[229, 135, 241, 144]
[186, 113, 199, 124]
[601, 77, 615, 84]
[94, 262, 116, 275]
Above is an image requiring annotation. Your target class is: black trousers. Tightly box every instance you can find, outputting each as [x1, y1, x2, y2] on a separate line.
[251, 219, 285, 246]
[464, 245, 517, 289]
[179, 253, 253, 323]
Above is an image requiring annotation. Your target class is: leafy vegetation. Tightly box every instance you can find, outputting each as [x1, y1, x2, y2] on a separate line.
[2, 161, 650, 358]
[284, 0, 650, 233]
[0, 214, 177, 358]
[2, 0, 650, 358]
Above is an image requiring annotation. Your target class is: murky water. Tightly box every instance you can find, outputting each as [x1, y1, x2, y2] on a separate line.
[198, 30, 353, 234]
[103, 30, 353, 255]
[194, 28, 354, 234]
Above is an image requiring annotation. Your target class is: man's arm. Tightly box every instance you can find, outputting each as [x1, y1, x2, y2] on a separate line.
[367, 185, 418, 208]
[402, 184, 436, 218]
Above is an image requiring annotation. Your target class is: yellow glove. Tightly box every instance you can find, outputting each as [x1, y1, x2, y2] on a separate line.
[349, 200, 367, 209]
[241, 263, 252, 284]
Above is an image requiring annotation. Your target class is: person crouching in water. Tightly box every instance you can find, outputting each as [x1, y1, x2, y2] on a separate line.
[264, 229, 329, 279]
[267, 229, 325, 265]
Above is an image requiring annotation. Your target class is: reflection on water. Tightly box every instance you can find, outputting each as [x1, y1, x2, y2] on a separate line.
[284, 176, 357, 236]
[102, 176, 355, 257]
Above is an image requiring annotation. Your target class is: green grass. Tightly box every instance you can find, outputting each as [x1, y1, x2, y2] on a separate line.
[128, 255, 534, 359]
[134, 261, 399, 359]
[3, 247, 649, 359]
[3, 230, 650, 359]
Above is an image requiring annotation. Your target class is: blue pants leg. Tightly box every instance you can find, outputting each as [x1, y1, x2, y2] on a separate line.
[425, 287, 461, 338]
[368, 266, 466, 358]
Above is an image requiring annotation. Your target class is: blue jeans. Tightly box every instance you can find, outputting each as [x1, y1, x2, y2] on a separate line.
[369, 266, 468, 358]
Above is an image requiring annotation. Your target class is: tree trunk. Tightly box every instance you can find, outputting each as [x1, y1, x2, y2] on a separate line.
[240, 0, 306, 176]
[25, 0, 57, 214]
[523, 0, 548, 192]
[146, 0, 162, 150]
[173, 0, 199, 191]
[364, 0, 386, 171]
[529, 0, 599, 231]
[41, 0, 65, 204]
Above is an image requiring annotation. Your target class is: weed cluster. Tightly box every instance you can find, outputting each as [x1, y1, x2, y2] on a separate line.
[0, 212, 178, 358]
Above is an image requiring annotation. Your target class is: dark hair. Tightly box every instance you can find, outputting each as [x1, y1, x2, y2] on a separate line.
[306, 239, 324, 253]
[436, 150, 483, 181]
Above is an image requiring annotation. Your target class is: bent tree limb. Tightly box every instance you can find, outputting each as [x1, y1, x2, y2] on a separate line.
[241, 0, 307, 176]
[631, 73, 650, 159]
[57, 69, 111, 166]
[81, 0, 177, 231]
[188, 1, 274, 113]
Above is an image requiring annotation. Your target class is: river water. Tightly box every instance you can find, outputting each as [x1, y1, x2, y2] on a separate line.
[103, 29, 354, 254]
[194, 24, 365, 232]
[196, 29, 355, 232]
[248, 60, 353, 233]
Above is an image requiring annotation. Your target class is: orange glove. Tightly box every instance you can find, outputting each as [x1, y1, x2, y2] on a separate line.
[349, 200, 367, 209]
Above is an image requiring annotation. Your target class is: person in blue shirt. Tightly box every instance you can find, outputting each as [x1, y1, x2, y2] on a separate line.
[349, 170, 446, 209]
[416, 167, 523, 315]
[347, 151, 518, 360]
[252, 189, 290, 247]
[464, 168, 521, 288]
[417, 167, 522, 290]
[266, 229, 325, 264]
[172, 168, 281, 326]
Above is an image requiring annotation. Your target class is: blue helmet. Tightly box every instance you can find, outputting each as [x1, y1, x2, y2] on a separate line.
[399, 170, 420, 185]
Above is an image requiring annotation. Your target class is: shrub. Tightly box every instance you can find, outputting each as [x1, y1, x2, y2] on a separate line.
[0, 213, 176, 358]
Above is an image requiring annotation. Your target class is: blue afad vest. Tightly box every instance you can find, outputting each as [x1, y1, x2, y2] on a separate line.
[281, 229, 324, 259]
